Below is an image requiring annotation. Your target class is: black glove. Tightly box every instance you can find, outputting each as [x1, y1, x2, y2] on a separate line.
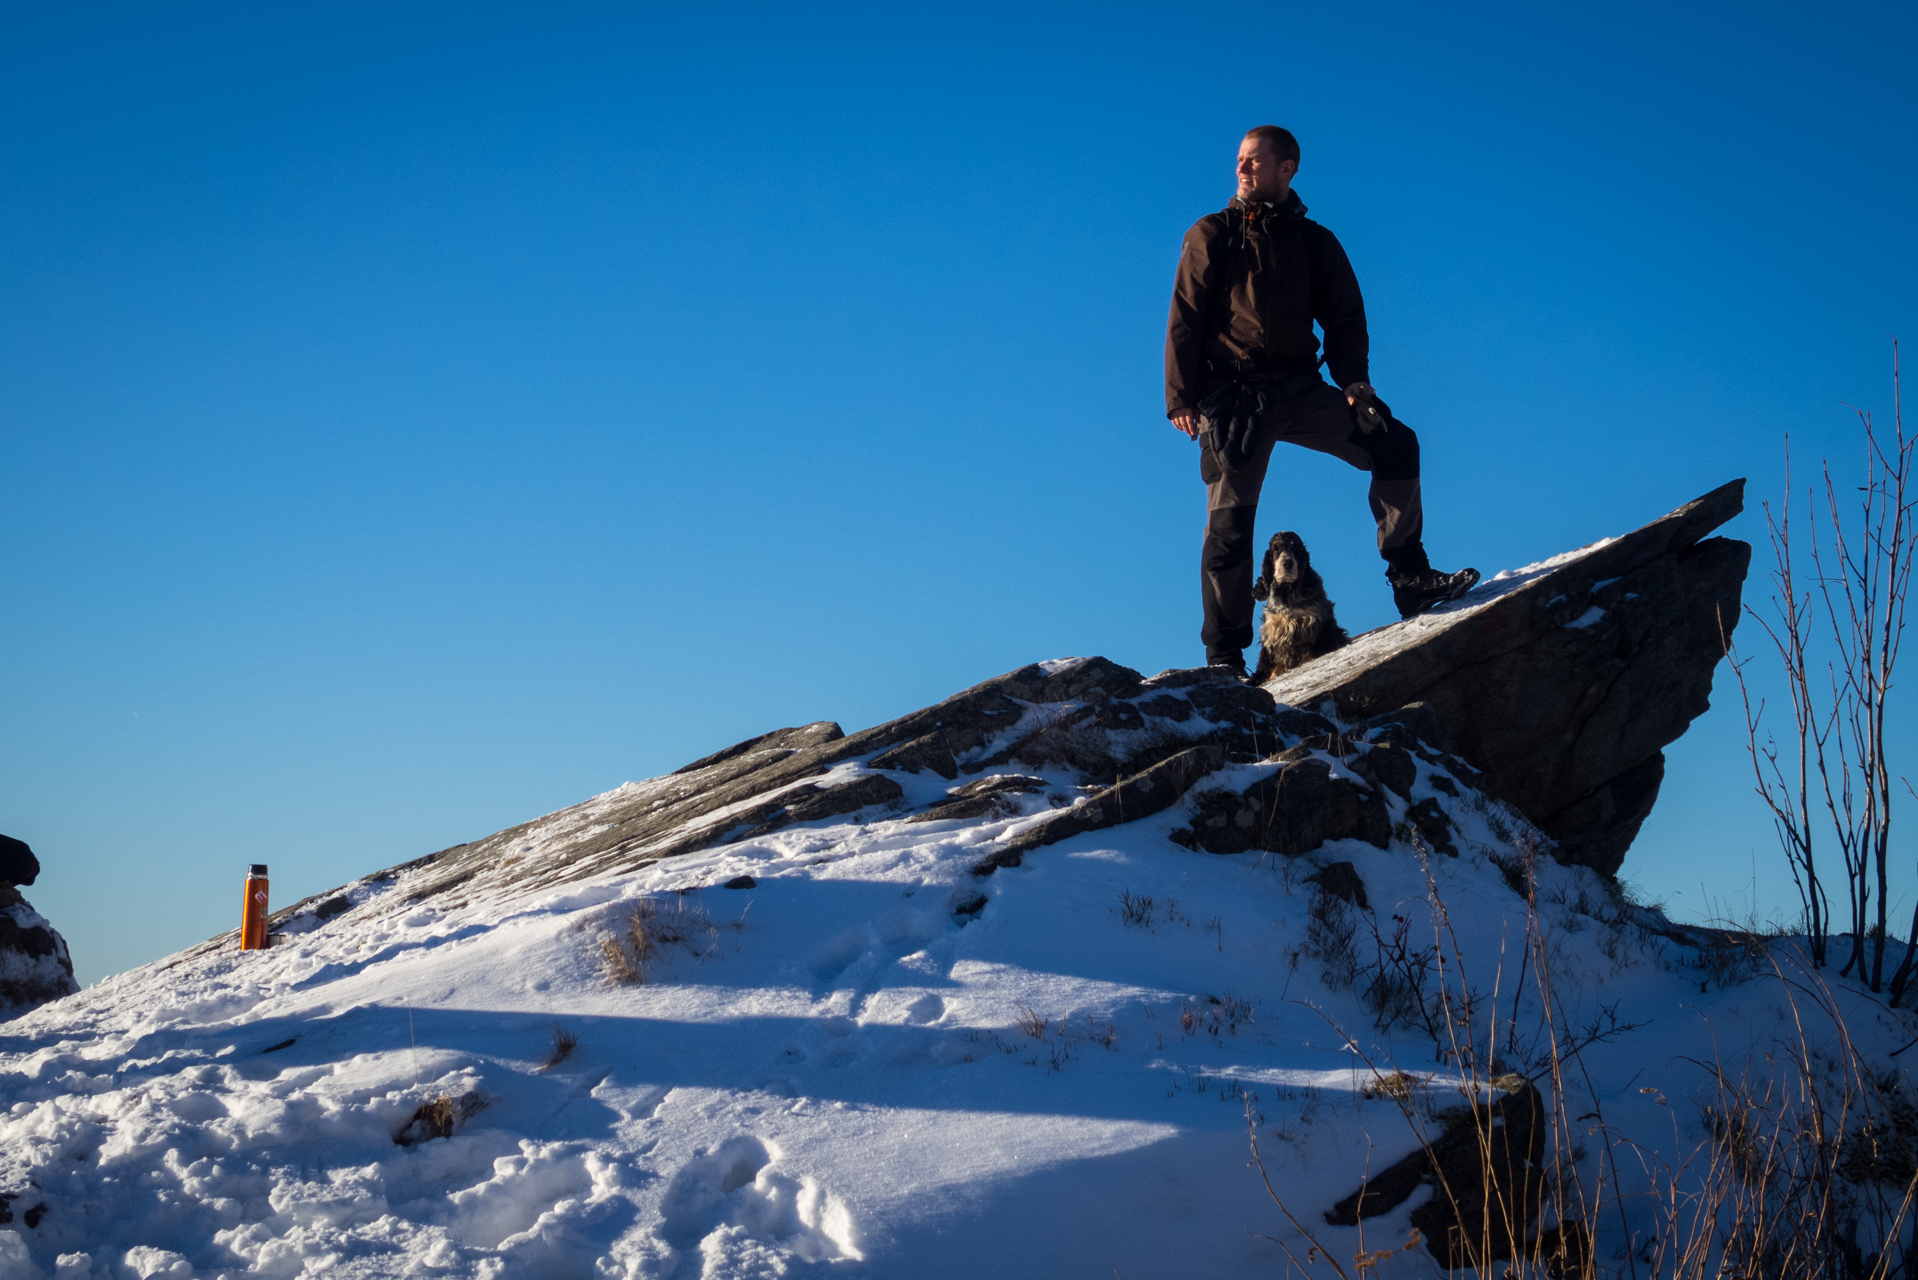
[1197, 382, 1269, 470]
[1348, 387, 1392, 437]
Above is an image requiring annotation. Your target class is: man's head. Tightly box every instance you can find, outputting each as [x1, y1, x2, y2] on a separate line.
[1236, 125, 1300, 204]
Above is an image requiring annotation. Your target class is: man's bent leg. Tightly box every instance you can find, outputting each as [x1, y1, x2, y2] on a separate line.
[1365, 418, 1426, 571]
[1271, 386, 1475, 615]
[1271, 386, 1428, 568]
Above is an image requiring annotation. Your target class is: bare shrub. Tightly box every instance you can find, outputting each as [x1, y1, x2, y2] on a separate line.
[1305, 888, 1362, 992]
[1695, 930, 1769, 991]
[1733, 342, 1915, 992]
[1359, 911, 1438, 1034]
[1113, 889, 1156, 928]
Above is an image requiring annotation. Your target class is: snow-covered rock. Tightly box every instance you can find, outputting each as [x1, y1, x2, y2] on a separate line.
[1266, 479, 1751, 874]
[0, 886, 79, 1021]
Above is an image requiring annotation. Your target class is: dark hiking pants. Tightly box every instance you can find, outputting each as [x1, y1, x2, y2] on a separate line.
[1199, 379, 1423, 661]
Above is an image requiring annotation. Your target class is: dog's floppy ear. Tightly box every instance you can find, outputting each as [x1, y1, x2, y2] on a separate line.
[1251, 542, 1276, 601]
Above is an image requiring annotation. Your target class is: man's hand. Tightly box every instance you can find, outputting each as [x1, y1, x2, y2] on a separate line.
[1344, 381, 1375, 406]
[1171, 411, 1200, 440]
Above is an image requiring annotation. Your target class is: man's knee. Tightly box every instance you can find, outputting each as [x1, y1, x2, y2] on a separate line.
[1202, 505, 1258, 573]
[1370, 420, 1420, 482]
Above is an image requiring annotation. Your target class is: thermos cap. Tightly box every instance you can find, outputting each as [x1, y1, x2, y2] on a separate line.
[249, 864, 269, 876]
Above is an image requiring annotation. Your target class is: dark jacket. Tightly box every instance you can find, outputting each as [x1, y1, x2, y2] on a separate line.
[1164, 192, 1369, 418]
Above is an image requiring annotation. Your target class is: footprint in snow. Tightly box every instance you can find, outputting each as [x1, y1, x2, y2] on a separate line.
[656, 1134, 861, 1274]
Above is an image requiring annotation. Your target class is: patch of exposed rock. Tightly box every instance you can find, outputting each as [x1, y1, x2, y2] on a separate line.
[1326, 1080, 1550, 1270]
[0, 836, 79, 1020]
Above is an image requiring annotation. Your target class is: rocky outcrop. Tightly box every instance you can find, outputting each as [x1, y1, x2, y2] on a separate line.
[0, 836, 78, 1019]
[183, 484, 1747, 956]
[1266, 481, 1750, 875]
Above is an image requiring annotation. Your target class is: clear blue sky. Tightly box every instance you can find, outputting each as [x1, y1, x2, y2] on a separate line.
[4, 2, 1914, 984]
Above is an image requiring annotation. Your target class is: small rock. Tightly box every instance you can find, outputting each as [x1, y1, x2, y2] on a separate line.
[723, 875, 757, 890]
[1306, 861, 1370, 910]
[949, 891, 988, 919]
[1348, 742, 1417, 801]
[0, 834, 38, 887]
[1, 887, 80, 1019]
[1406, 797, 1459, 857]
[909, 775, 1048, 825]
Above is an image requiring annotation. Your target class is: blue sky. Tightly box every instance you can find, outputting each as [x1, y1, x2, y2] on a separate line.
[4, 2, 1914, 984]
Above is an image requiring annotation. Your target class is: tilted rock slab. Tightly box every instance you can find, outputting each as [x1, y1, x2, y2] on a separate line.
[1265, 480, 1750, 875]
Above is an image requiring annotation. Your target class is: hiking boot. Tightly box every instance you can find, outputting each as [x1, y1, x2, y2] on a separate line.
[1388, 566, 1481, 620]
[1205, 652, 1249, 681]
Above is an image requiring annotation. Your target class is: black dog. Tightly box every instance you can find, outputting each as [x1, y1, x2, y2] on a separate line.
[1250, 531, 1349, 682]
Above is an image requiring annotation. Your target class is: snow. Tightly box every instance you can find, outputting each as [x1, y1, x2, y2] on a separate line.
[2, 680, 1912, 1279]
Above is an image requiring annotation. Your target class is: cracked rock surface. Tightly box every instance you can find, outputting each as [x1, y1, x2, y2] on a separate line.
[1266, 480, 1750, 875]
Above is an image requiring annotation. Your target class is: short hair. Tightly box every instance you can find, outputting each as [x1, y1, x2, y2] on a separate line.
[1243, 125, 1300, 168]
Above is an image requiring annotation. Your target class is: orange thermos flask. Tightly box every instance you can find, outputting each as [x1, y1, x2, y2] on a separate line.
[241, 864, 270, 950]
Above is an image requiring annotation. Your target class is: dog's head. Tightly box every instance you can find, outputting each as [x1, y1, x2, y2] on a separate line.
[1252, 530, 1323, 601]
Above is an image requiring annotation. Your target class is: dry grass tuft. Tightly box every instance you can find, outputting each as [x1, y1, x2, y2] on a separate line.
[1015, 1006, 1052, 1040]
[394, 1090, 488, 1146]
[597, 894, 728, 985]
[1362, 1069, 1419, 1101]
[540, 1024, 579, 1071]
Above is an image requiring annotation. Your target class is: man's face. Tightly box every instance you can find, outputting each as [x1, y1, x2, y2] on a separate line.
[1236, 137, 1297, 203]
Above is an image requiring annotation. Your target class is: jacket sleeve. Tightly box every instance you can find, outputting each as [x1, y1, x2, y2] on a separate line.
[1311, 227, 1370, 390]
[1164, 221, 1215, 417]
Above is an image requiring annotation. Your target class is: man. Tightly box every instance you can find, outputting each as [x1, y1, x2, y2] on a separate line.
[1165, 125, 1477, 675]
